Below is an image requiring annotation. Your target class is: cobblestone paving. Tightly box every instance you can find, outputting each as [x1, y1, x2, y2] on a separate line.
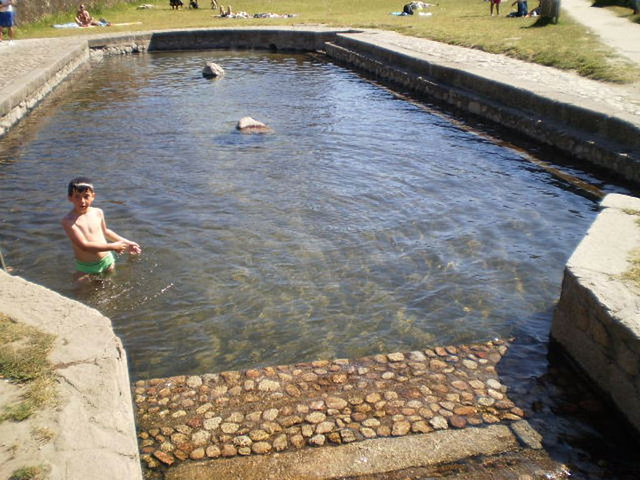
[134, 340, 524, 474]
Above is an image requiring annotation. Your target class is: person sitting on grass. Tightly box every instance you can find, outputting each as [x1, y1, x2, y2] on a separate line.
[507, 0, 528, 17]
[75, 3, 108, 27]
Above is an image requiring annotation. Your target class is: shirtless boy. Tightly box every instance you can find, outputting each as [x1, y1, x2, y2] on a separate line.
[62, 177, 141, 281]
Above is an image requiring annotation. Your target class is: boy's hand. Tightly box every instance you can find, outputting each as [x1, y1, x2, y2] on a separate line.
[128, 243, 142, 255]
[112, 240, 129, 254]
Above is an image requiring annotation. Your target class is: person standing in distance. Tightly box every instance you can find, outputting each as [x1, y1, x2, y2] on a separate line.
[0, 0, 16, 45]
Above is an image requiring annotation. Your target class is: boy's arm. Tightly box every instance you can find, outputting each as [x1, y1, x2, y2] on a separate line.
[101, 214, 142, 253]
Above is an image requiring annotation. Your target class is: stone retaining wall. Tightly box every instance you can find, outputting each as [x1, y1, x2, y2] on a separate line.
[551, 193, 640, 434]
[87, 28, 340, 53]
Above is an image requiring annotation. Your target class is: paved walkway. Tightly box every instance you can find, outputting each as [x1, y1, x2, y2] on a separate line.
[562, 0, 640, 66]
[0, 37, 86, 93]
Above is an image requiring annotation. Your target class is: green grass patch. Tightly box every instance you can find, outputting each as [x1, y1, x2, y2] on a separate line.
[16, 0, 640, 83]
[0, 315, 57, 423]
[9, 465, 49, 480]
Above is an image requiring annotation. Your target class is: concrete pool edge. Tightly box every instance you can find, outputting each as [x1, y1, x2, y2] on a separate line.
[0, 37, 90, 137]
[0, 270, 143, 480]
[551, 193, 640, 434]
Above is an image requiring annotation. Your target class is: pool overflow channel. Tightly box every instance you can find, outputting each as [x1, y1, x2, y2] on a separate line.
[1, 28, 639, 479]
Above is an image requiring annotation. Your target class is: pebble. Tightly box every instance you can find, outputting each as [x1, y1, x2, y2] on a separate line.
[309, 434, 326, 446]
[273, 434, 288, 451]
[340, 428, 358, 443]
[136, 340, 526, 471]
[392, 420, 411, 436]
[429, 416, 449, 430]
[206, 445, 221, 458]
[220, 423, 239, 434]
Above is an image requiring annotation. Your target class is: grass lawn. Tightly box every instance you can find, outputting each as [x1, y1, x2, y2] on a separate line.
[17, 0, 640, 82]
[0, 314, 56, 423]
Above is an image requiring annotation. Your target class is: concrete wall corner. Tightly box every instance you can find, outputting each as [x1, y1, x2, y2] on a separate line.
[551, 193, 640, 434]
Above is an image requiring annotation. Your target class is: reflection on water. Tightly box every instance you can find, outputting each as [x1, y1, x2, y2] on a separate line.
[0, 51, 629, 383]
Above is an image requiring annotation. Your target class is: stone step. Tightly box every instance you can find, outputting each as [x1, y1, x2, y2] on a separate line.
[133, 340, 562, 478]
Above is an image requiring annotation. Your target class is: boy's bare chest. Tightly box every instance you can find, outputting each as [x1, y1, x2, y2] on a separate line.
[77, 213, 102, 237]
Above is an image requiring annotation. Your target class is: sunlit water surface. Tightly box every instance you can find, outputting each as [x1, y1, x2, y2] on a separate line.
[0, 51, 628, 384]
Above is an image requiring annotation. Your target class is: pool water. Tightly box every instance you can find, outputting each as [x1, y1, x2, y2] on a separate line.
[0, 51, 629, 382]
[4, 49, 640, 478]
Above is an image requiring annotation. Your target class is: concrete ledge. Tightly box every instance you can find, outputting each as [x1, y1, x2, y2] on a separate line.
[0, 271, 142, 480]
[86, 27, 345, 53]
[0, 38, 89, 137]
[166, 424, 520, 480]
[552, 193, 640, 434]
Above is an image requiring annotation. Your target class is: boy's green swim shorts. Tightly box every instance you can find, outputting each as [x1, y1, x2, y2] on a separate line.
[75, 252, 115, 274]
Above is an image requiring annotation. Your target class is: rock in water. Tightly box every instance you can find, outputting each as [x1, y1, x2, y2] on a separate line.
[236, 116, 272, 133]
[202, 62, 225, 78]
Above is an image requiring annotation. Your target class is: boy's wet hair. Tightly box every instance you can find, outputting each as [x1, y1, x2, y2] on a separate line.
[68, 177, 95, 196]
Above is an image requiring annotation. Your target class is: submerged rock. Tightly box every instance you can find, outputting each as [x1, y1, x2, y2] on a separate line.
[236, 116, 272, 133]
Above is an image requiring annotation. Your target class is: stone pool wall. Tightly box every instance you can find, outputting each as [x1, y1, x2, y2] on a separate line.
[551, 193, 640, 434]
[87, 28, 340, 53]
[323, 31, 640, 184]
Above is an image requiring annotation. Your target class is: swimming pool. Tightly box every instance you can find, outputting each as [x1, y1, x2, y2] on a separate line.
[0, 50, 629, 381]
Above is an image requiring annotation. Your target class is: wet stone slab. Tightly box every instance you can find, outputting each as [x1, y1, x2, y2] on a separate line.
[134, 340, 524, 473]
